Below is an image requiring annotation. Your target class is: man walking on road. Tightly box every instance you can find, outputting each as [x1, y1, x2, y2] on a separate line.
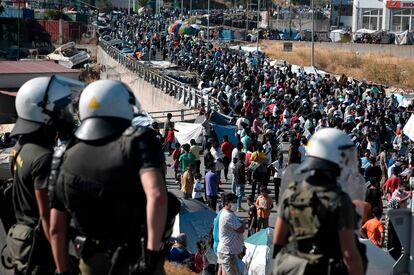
[205, 163, 219, 211]
[217, 193, 244, 275]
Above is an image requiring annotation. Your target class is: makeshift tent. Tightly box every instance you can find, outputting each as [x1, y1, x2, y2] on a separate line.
[194, 111, 232, 126]
[330, 29, 347, 42]
[394, 30, 414, 45]
[213, 124, 237, 145]
[243, 228, 273, 275]
[171, 199, 217, 263]
[174, 122, 203, 145]
[359, 239, 395, 275]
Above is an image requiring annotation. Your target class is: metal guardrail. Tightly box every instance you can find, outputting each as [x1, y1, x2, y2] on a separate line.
[99, 41, 221, 115]
[149, 109, 200, 121]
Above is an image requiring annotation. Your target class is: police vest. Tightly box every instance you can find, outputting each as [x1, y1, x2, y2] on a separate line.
[50, 126, 165, 243]
[282, 180, 346, 264]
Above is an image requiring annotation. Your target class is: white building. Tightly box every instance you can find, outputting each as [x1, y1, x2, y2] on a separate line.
[352, 0, 414, 32]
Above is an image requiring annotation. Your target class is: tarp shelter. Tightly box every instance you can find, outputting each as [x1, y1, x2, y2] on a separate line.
[290, 65, 327, 77]
[172, 199, 217, 262]
[174, 122, 203, 145]
[195, 111, 232, 126]
[243, 228, 274, 275]
[330, 29, 347, 42]
[394, 30, 414, 45]
[213, 124, 237, 145]
[359, 239, 395, 275]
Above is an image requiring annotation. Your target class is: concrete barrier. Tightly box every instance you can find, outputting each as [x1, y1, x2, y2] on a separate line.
[262, 40, 414, 58]
[97, 47, 190, 113]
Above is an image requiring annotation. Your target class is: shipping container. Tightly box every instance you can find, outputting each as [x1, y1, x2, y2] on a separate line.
[36, 20, 83, 43]
[0, 7, 34, 19]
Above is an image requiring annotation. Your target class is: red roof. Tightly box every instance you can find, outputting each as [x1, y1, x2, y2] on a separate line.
[0, 90, 17, 96]
[0, 61, 79, 74]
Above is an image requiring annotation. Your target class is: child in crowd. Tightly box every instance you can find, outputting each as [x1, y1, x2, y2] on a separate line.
[194, 240, 210, 274]
[361, 207, 384, 247]
[256, 186, 273, 230]
[181, 166, 194, 199]
[247, 195, 257, 236]
[166, 125, 176, 155]
[192, 173, 205, 203]
[172, 143, 182, 185]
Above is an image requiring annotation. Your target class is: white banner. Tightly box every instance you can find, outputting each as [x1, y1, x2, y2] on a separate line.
[403, 114, 414, 142]
[174, 122, 203, 145]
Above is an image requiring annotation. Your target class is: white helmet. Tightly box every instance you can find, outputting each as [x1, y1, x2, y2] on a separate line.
[305, 128, 354, 166]
[299, 127, 357, 179]
[75, 80, 141, 141]
[11, 76, 84, 137]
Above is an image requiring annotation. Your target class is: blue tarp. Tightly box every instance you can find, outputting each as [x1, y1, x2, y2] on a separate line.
[220, 29, 234, 41]
[213, 124, 237, 145]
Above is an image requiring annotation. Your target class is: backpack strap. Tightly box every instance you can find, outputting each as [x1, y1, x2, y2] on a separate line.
[48, 139, 76, 209]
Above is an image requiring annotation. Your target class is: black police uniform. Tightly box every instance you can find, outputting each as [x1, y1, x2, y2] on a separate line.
[50, 126, 166, 275]
[8, 134, 55, 274]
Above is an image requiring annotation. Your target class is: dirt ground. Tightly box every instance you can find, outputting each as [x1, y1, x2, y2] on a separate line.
[258, 41, 414, 90]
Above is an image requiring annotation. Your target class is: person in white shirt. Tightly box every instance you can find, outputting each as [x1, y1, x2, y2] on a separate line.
[192, 173, 205, 203]
[211, 141, 225, 180]
[230, 142, 244, 194]
[217, 193, 244, 275]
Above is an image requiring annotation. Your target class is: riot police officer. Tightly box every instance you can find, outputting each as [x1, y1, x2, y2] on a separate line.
[49, 80, 169, 275]
[3, 76, 83, 275]
[272, 128, 365, 275]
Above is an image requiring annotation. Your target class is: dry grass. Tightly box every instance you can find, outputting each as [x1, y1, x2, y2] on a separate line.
[259, 42, 414, 89]
[164, 261, 197, 275]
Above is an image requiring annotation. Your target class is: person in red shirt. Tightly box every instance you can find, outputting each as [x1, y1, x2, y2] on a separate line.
[194, 240, 209, 274]
[221, 135, 234, 181]
[384, 167, 401, 200]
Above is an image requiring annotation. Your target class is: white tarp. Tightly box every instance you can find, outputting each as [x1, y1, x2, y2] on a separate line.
[230, 46, 262, 53]
[174, 122, 203, 145]
[291, 65, 327, 76]
[330, 29, 346, 42]
[243, 228, 274, 275]
[243, 243, 270, 275]
[394, 30, 414, 45]
[403, 114, 414, 142]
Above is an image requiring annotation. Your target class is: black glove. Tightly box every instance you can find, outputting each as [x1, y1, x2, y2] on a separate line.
[131, 249, 164, 274]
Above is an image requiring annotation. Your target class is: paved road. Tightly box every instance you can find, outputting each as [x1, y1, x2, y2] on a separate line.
[164, 153, 279, 230]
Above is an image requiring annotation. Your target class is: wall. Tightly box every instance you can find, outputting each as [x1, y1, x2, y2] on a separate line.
[97, 47, 190, 113]
[265, 40, 414, 58]
[36, 20, 83, 43]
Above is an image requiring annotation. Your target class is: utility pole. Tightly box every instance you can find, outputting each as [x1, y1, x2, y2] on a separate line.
[256, 0, 260, 53]
[190, 0, 192, 16]
[311, 0, 315, 67]
[245, 0, 249, 40]
[181, 0, 183, 17]
[207, 0, 210, 41]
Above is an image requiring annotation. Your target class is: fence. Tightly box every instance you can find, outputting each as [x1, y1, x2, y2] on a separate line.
[149, 109, 200, 122]
[99, 41, 220, 114]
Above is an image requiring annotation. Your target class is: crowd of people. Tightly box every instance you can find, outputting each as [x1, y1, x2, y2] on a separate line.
[1, 7, 413, 275]
[96, 9, 414, 275]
